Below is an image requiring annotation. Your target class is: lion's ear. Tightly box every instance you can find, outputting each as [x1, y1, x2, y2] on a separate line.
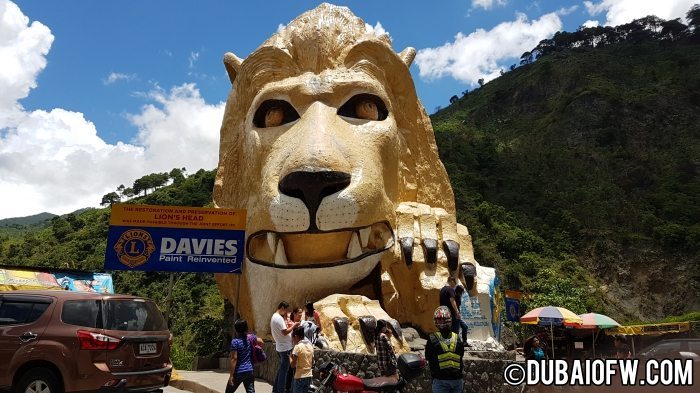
[398, 47, 416, 68]
[223, 52, 243, 84]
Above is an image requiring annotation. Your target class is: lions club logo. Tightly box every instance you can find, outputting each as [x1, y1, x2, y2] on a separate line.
[113, 229, 156, 268]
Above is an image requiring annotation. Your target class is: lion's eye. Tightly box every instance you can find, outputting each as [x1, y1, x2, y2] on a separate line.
[338, 94, 388, 121]
[253, 100, 300, 128]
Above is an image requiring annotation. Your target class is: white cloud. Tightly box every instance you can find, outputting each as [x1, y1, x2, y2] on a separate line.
[582, 19, 600, 28]
[0, 1, 225, 219]
[103, 72, 136, 85]
[128, 84, 224, 174]
[364, 21, 390, 39]
[0, 0, 53, 124]
[557, 5, 579, 16]
[472, 0, 507, 10]
[415, 12, 562, 85]
[188, 51, 199, 68]
[583, 0, 697, 26]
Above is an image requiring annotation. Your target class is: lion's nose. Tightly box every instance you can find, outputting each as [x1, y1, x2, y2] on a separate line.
[279, 171, 351, 230]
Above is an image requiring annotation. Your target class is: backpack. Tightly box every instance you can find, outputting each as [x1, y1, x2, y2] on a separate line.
[247, 333, 267, 364]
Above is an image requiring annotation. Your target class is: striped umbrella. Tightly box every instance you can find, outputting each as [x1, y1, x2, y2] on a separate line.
[520, 306, 583, 358]
[577, 313, 621, 358]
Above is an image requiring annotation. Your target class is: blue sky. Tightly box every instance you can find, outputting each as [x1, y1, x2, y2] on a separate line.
[1, 0, 697, 218]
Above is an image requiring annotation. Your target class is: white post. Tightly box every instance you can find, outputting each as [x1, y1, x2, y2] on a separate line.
[551, 323, 555, 358]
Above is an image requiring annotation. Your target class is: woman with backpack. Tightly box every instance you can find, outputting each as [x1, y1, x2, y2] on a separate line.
[227, 319, 263, 393]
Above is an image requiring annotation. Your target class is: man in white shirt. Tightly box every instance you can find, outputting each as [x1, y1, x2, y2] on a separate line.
[271, 301, 299, 393]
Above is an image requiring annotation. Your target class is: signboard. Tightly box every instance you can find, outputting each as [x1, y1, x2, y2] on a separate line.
[459, 266, 500, 341]
[504, 289, 523, 322]
[505, 297, 521, 322]
[54, 272, 114, 293]
[505, 289, 523, 300]
[0, 268, 114, 293]
[105, 204, 245, 273]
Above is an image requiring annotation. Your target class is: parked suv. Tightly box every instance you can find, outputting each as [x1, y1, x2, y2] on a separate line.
[0, 290, 172, 393]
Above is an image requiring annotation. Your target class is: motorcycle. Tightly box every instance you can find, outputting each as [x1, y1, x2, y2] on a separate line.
[310, 353, 426, 393]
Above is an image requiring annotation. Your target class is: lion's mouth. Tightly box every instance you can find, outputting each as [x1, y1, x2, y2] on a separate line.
[246, 221, 394, 269]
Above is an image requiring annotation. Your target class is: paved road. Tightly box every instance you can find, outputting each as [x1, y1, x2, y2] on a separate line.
[170, 370, 273, 393]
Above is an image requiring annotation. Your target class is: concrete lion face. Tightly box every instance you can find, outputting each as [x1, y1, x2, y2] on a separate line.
[214, 3, 482, 337]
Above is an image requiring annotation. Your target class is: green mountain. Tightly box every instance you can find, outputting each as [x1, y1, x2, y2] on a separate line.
[432, 26, 700, 321]
[0, 212, 57, 237]
[0, 212, 56, 227]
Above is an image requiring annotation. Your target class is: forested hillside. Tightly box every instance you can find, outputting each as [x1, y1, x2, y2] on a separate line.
[1, 10, 699, 368]
[433, 12, 700, 322]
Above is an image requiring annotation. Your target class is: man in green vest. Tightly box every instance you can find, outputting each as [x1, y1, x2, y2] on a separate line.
[425, 306, 465, 393]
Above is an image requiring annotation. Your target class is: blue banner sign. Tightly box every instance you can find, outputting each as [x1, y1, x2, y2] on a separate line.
[105, 204, 246, 273]
[505, 297, 521, 322]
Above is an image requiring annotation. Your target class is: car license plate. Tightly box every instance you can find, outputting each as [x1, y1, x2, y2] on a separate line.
[139, 343, 157, 354]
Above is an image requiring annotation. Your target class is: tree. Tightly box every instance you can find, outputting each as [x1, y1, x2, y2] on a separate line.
[100, 192, 120, 206]
[660, 19, 688, 41]
[51, 216, 72, 242]
[169, 168, 186, 184]
[122, 187, 135, 199]
[477, 78, 485, 87]
[520, 51, 532, 65]
[449, 95, 459, 104]
[687, 4, 700, 32]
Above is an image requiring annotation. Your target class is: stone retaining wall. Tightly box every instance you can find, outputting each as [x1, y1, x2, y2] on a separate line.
[253, 342, 524, 393]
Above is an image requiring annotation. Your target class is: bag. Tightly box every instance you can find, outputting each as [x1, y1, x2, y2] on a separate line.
[248, 334, 267, 363]
[397, 353, 426, 381]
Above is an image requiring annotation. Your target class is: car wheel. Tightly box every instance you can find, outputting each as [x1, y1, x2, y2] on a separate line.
[15, 368, 61, 393]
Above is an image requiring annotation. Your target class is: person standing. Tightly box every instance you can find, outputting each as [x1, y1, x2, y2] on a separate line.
[526, 337, 547, 361]
[375, 319, 398, 378]
[439, 276, 461, 334]
[303, 301, 322, 332]
[290, 326, 314, 393]
[271, 301, 299, 393]
[226, 319, 262, 393]
[425, 306, 465, 393]
[614, 335, 631, 359]
[453, 285, 470, 346]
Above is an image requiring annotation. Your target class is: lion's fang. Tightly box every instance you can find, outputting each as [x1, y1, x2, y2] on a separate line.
[359, 226, 371, 248]
[275, 239, 288, 265]
[267, 232, 277, 255]
[347, 232, 362, 259]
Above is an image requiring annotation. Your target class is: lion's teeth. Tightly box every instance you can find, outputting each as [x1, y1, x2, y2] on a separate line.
[267, 232, 277, 254]
[359, 226, 371, 248]
[347, 232, 362, 259]
[275, 239, 288, 265]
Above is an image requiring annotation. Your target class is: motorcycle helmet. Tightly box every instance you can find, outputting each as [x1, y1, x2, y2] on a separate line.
[434, 306, 452, 330]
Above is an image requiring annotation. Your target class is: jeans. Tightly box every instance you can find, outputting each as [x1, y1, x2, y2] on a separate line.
[432, 378, 464, 393]
[293, 377, 312, 393]
[226, 371, 255, 393]
[451, 317, 460, 335]
[274, 350, 291, 393]
[458, 319, 469, 342]
[285, 367, 295, 393]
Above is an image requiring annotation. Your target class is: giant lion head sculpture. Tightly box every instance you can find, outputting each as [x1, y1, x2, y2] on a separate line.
[214, 3, 495, 345]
